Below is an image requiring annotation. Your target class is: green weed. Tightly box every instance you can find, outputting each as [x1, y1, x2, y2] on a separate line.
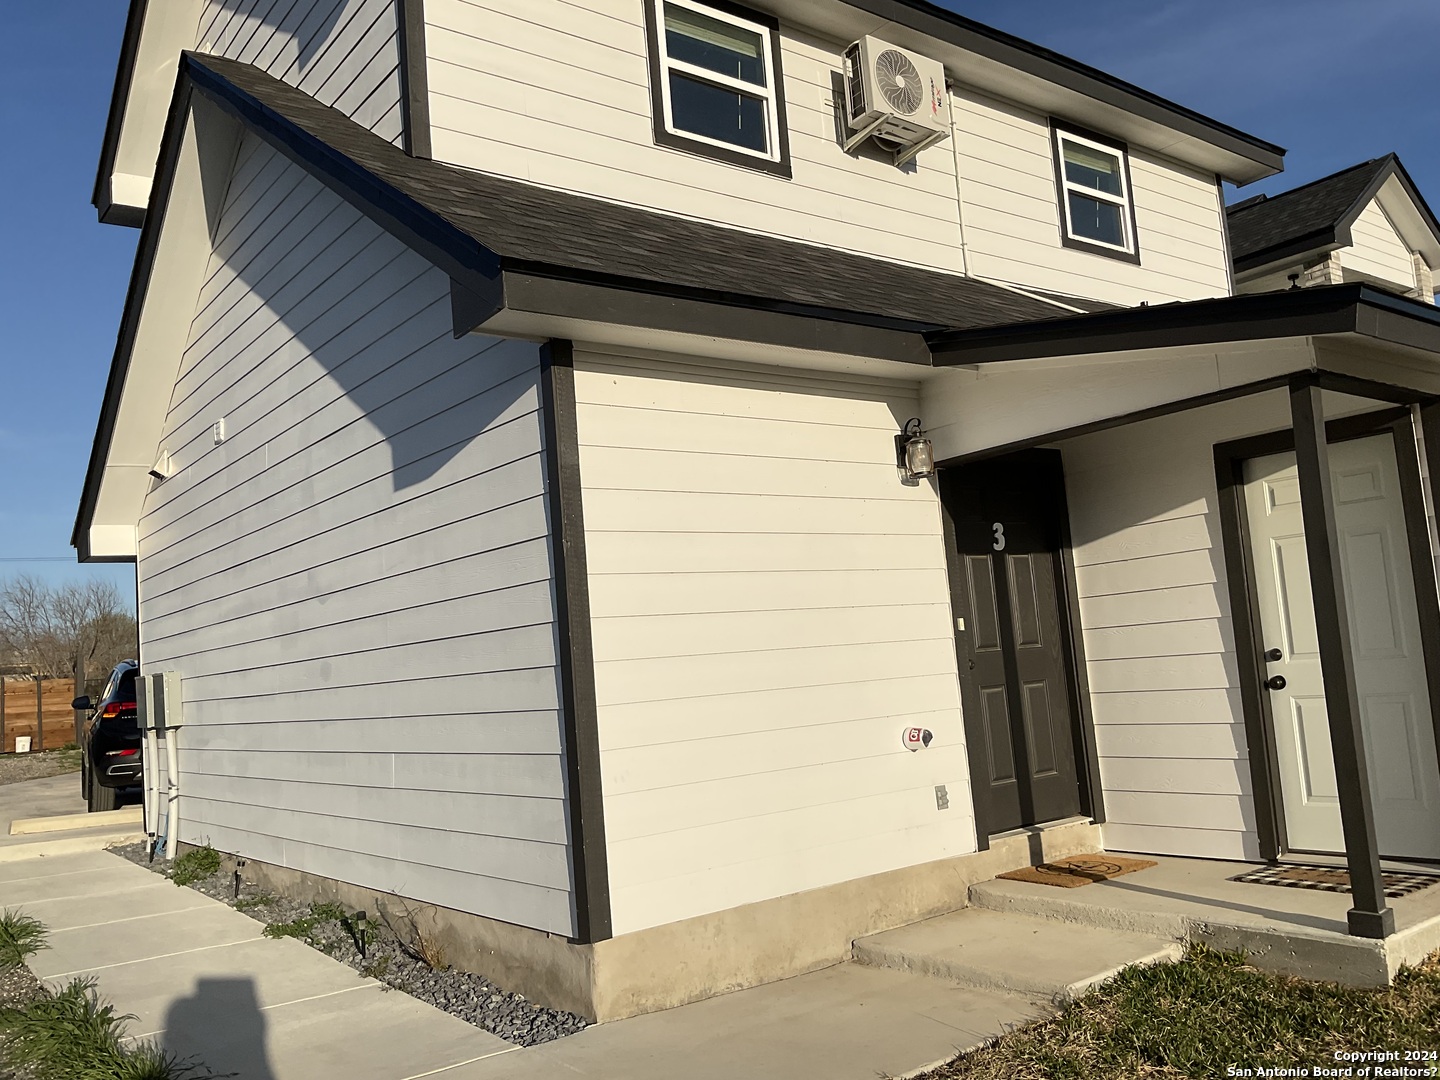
[170, 845, 221, 887]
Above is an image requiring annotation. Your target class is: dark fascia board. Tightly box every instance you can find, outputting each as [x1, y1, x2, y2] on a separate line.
[92, 0, 148, 222]
[74, 71, 195, 559]
[926, 284, 1440, 365]
[1233, 229, 1345, 276]
[853, 0, 1284, 180]
[486, 267, 937, 364]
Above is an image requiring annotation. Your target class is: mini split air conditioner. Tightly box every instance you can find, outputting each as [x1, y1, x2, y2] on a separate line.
[842, 36, 951, 166]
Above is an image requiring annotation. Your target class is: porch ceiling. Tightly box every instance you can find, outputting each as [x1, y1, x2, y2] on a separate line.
[922, 285, 1440, 465]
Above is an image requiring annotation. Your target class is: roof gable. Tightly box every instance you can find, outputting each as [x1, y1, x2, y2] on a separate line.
[1226, 155, 1440, 276]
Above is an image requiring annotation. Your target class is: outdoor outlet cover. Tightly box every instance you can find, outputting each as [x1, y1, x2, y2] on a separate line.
[935, 785, 949, 810]
[213, 418, 226, 444]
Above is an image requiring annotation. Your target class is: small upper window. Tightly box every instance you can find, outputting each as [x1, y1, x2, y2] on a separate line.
[645, 0, 791, 176]
[1052, 124, 1140, 262]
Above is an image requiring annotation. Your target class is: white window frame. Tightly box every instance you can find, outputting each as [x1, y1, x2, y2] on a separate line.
[652, 0, 783, 163]
[1055, 127, 1136, 256]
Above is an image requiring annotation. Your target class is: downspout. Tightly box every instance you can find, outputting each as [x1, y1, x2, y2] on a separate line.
[159, 672, 183, 861]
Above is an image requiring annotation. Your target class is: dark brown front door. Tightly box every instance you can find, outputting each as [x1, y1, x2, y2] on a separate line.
[940, 450, 1083, 834]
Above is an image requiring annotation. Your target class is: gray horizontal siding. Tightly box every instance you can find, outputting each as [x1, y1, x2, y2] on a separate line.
[137, 133, 572, 935]
[198, 0, 403, 144]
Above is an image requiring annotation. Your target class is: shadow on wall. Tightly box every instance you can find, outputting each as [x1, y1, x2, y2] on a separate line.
[163, 977, 277, 1080]
[201, 134, 540, 495]
[199, 0, 349, 68]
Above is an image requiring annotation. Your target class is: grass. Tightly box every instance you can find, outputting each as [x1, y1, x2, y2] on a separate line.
[170, 844, 221, 887]
[926, 944, 1440, 1080]
[233, 894, 278, 912]
[0, 977, 211, 1080]
[0, 911, 49, 970]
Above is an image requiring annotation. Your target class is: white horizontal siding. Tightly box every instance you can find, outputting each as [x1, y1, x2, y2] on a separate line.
[953, 86, 1231, 306]
[573, 348, 971, 936]
[423, 0, 965, 271]
[1061, 391, 1305, 862]
[137, 134, 573, 935]
[1345, 199, 1416, 290]
[197, 0, 403, 144]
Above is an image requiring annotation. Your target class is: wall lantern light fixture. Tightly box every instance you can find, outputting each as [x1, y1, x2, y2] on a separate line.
[895, 417, 935, 480]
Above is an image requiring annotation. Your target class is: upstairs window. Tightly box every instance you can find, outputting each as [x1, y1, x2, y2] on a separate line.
[1052, 124, 1140, 263]
[645, 0, 791, 177]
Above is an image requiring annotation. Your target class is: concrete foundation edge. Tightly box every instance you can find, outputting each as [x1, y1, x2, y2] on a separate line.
[179, 820, 1102, 1022]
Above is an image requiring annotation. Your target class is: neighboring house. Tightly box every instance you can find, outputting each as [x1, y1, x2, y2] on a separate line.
[1229, 155, 1440, 301]
[73, 0, 1440, 1020]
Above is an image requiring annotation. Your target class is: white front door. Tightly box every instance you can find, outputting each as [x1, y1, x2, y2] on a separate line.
[1243, 433, 1440, 860]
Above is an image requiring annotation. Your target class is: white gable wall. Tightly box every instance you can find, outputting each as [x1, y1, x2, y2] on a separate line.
[136, 134, 574, 935]
[572, 348, 972, 937]
[1344, 198, 1418, 291]
[952, 87, 1232, 306]
[423, 0, 965, 271]
[196, 0, 404, 144]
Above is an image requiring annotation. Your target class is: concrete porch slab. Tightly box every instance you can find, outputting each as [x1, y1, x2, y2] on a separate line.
[10, 806, 142, 834]
[854, 908, 1182, 1001]
[967, 853, 1440, 986]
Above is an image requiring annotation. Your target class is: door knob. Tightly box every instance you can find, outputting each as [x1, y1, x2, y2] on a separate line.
[1264, 675, 1287, 691]
[1263, 648, 1283, 663]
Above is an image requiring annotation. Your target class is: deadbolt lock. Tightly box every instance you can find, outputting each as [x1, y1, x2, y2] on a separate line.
[1263, 648, 1283, 663]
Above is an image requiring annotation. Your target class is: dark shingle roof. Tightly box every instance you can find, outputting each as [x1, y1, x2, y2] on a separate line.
[191, 53, 1073, 333]
[1225, 157, 1393, 269]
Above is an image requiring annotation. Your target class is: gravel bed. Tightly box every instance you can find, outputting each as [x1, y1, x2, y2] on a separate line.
[110, 843, 589, 1047]
[0, 750, 81, 787]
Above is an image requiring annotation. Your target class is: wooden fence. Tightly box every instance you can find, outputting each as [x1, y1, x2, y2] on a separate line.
[0, 678, 82, 753]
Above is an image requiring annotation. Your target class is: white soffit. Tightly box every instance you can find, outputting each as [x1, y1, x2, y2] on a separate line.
[83, 93, 243, 561]
[98, 0, 206, 223]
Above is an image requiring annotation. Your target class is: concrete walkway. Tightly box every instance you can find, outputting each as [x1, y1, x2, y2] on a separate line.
[0, 848, 1047, 1080]
[4, 850, 517, 1078]
[0, 774, 142, 859]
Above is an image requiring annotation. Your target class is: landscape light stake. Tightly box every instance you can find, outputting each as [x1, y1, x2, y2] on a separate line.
[233, 859, 247, 900]
[354, 911, 369, 960]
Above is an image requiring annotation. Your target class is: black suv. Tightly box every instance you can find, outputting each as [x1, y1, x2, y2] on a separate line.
[72, 660, 141, 812]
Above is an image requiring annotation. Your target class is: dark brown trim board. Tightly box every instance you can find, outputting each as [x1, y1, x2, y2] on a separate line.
[1213, 440, 1291, 862]
[937, 489, 992, 850]
[539, 340, 612, 944]
[396, 0, 432, 158]
[1289, 377, 1393, 938]
[1055, 468, 1105, 826]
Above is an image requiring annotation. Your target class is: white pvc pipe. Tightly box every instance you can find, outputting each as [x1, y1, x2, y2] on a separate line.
[164, 724, 181, 861]
[144, 724, 160, 856]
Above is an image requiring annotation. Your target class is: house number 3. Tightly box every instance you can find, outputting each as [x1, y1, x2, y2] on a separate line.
[992, 523, 1006, 551]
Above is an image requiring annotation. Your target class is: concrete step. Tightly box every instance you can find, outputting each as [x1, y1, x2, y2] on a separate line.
[968, 877, 1192, 939]
[853, 908, 1182, 1003]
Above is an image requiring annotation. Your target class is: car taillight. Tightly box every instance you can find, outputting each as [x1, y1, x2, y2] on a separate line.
[105, 748, 139, 757]
[100, 701, 136, 719]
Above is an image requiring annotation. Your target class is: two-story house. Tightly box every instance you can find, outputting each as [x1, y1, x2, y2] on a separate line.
[75, 0, 1440, 1020]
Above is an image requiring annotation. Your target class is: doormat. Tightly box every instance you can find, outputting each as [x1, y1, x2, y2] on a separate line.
[998, 854, 1157, 889]
[1229, 864, 1440, 899]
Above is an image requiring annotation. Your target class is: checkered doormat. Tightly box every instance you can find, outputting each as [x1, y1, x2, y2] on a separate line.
[1229, 863, 1440, 899]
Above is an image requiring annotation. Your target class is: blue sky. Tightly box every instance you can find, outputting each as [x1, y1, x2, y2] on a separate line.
[1, 1, 1438, 604]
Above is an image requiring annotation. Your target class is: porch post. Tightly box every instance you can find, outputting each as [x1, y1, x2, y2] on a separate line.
[1289, 377, 1394, 939]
